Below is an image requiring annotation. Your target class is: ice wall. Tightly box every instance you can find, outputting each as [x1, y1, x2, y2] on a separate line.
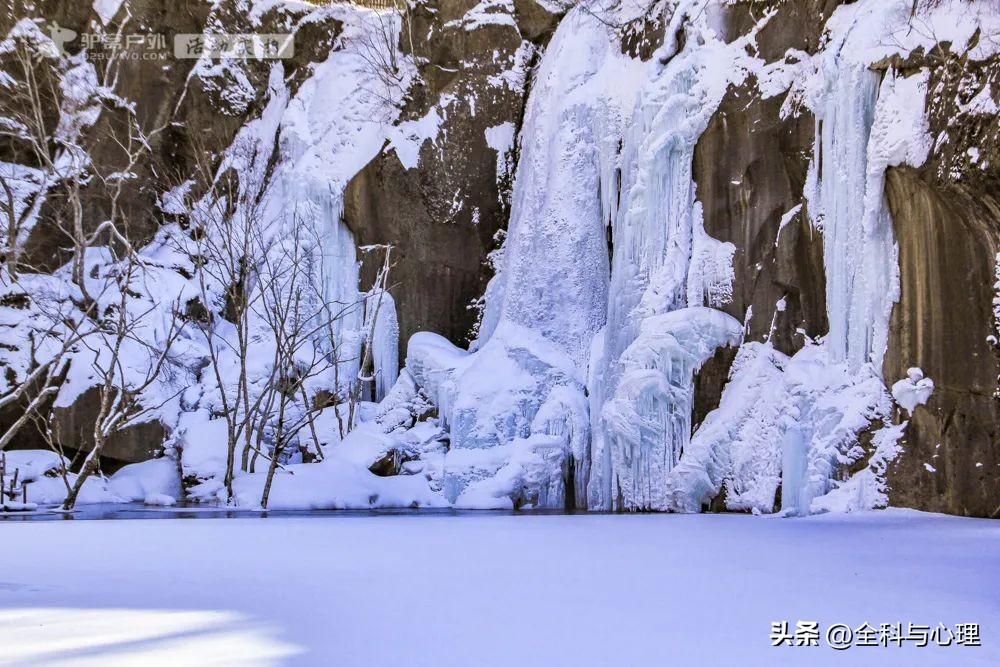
[662, 0, 958, 515]
[586, 3, 762, 510]
[406, 5, 646, 509]
[475, 4, 645, 363]
[407, 1, 758, 510]
[316, 197, 364, 386]
[807, 65, 898, 372]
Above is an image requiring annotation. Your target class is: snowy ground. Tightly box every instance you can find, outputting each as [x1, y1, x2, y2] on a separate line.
[0, 510, 996, 666]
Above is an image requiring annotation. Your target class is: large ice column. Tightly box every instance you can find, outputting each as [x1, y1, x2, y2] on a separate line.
[778, 60, 933, 513]
[411, 5, 645, 509]
[586, 10, 749, 510]
[366, 289, 399, 401]
[778, 57, 931, 514]
[658, 67, 909, 514]
[474, 6, 645, 363]
[808, 65, 899, 372]
[805, 0, 996, 379]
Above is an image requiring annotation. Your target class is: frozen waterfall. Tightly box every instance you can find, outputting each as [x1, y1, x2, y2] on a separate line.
[807, 65, 899, 372]
[405, 6, 645, 509]
[395, 0, 949, 514]
[586, 7, 753, 511]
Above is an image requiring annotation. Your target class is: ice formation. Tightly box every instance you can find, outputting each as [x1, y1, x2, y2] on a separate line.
[366, 290, 400, 402]
[600, 308, 742, 510]
[657, 4, 920, 514]
[407, 325, 585, 508]
[586, 2, 767, 510]
[5, 0, 996, 512]
[807, 65, 899, 370]
[662, 0, 983, 515]
[404, 5, 648, 509]
[400, 0, 996, 513]
[474, 4, 645, 362]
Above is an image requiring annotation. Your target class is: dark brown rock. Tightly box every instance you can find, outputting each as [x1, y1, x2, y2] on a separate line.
[51, 386, 166, 470]
[692, 0, 834, 355]
[884, 167, 1000, 518]
[512, 0, 561, 43]
[693, 78, 826, 355]
[344, 0, 533, 353]
[880, 43, 1000, 518]
[692, 345, 737, 434]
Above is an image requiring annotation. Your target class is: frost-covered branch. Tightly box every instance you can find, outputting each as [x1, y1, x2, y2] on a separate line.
[60, 255, 184, 510]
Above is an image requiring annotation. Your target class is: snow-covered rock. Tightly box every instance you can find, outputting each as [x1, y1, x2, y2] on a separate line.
[109, 459, 183, 503]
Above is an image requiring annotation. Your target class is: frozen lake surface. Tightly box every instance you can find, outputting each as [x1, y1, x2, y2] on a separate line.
[0, 509, 997, 666]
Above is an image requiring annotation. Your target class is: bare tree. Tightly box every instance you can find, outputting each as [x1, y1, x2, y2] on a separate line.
[185, 149, 271, 502]
[255, 215, 319, 507]
[1, 16, 163, 289]
[347, 244, 394, 428]
[0, 20, 184, 509]
[349, 2, 417, 109]
[61, 255, 183, 510]
[0, 20, 403, 510]
[251, 211, 377, 508]
[0, 38, 72, 282]
[180, 177, 391, 508]
[170, 135, 303, 503]
[0, 313, 89, 452]
[173, 133, 373, 505]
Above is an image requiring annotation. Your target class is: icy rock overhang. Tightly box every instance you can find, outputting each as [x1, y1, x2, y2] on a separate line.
[601, 307, 743, 511]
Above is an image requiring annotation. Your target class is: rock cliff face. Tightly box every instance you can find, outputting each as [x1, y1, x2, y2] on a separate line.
[343, 0, 557, 352]
[881, 41, 1000, 516]
[0, 0, 996, 516]
[694, 1, 998, 517]
[693, 1, 835, 356]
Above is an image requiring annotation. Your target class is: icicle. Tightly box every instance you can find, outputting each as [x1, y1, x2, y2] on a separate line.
[586, 10, 754, 510]
[601, 307, 742, 510]
[313, 192, 364, 390]
[808, 65, 900, 372]
[366, 289, 399, 401]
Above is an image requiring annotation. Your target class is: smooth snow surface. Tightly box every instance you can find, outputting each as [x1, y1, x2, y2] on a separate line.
[0, 511, 997, 666]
